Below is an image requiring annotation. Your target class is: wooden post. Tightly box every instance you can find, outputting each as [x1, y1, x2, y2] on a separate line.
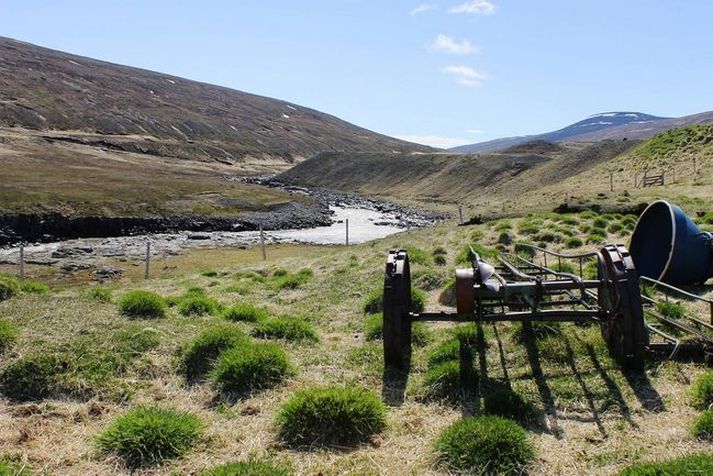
[458, 206, 464, 224]
[260, 225, 266, 260]
[144, 241, 150, 279]
[19, 244, 24, 280]
[345, 218, 349, 246]
[609, 172, 614, 192]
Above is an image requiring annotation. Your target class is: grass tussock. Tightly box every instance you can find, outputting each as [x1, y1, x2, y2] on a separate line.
[86, 286, 113, 302]
[0, 275, 21, 302]
[435, 416, 534, 475]
[199, 460, 290, 476]
[0, 319, 19, 353]
[97, 406, 203, 467]
[222, 303, 269, 323]
[276, 387, 386, 447]
[252, 317, 318, 343]
[211, 342, 294, 394]
[618, 453, 713, 475]
[363, 313, 430, 346]
[363, 287, 426, 314]
[182, 325, 248, 380]
[693, 409, 713, 440]
[691, 370, 713, 409]
[117, 290, 166, 319]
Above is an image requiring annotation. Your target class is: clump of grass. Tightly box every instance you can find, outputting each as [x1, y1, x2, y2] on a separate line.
[87, 286, 113, 302]
[224, 283, 251, 295]
[222, 303, 269, 323]
[565, 236, 583, 249]
[200, 461, 290, 476]
[586, 231, 606, 244]
[422, 360, 467, 403]
[433, 254, 447, 266]
[692, 370, 713, 409]
[404, 246, 432, 266]
[252, 317, 318, 343]
[433, 246, 447, 255]
[271, 268, 314, 290]
[608, 222, 624, 234]
[497, 232, 513, 245]
[97, 407, 203, 467]
[0, 353, 60, 401]
[580, 210, 597, 219]
[276, 387, 386, 447]
[117, 291, 166, 319]
[534, 231, 562, 243]
[363, 313, 430, 346]
[513, 243, 535, 258]
[18, 279, 49, 294]
[0, 319, 19, 353]
[177, 294, 220, 317]
[693, 409, 713, 440]
[211, 342, 293, 394]
[656, 301, 685, 319]
[0, 275, 21, 302]
[201, 269, 218, 277]
[272, 268, 288, 277]
[455, 244, 498, 264]
[363, 287, 426, 314]
[618, 453, 713, 475]
[552, 262, 576, 274]
[0, 456, 31, 476]
[435, 416, 534, 475]
[483, 387, 535, 423]
[414, 270, 446, 290]
[182, 325, 248, 380]
[592, 217, 608, 229]
[114, 325, 160, 355]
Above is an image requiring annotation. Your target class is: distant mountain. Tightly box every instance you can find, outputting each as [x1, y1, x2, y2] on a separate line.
[451, 111, 713, 153]
[0, 36, 431, 167]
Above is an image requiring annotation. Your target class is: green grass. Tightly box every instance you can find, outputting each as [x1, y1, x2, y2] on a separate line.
[363, 287, 426, 314]
[18, 279, 49, 294]
[618, 453, 713, 475]
[222, 303, 269, 323]
[0, 353, 62, 401]
[182, 325, 248, 380]
[211, 342, 294, 394]
[276, 387, 386, 447]
[86, 286, 113, 302]
[693, 409, 713, 440]
[363, 313, 430, 346]
[483, 387, 535, 423]
[565, 236, 583, 248]
[692, 370, 713, 410]
[0, 275, 21, 302]
[435, 416, 534, 475]
[97, 407, 203, 467]
[0, 319, 19, 353]
[271, 268, 314, 290]
[422, 360, 468, 403]
[252, 317, 318, 342]
[656, 301, 685, 319]
[177, 294, 220, 317]
[0, 456, 31, 476]
[117, 291, 166, 319]
[455, 243, 498, 264]
[199, 461, 290, 476]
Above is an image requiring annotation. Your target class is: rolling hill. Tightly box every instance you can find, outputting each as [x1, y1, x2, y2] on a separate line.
[452, 111, 713, 153]
[0, 36, 430, 166]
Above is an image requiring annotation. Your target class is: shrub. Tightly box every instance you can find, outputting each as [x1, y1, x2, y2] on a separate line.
[0, 276, 20, 302]
[87, 286, 112, 302]
[363, 313, 430, 346]
[618, 453, 713, 475]
[182, 325, 248, 379]
[656, 301, 685, 319]
[0, 353, 62, 401]
[0, 319, 19, 353]
[222, 304, 269, 323]
[483, 387, 535, 423]
[363, 287, 426, 314]
[276, 387, 386, 447]
[692, 370, 713, 409]
[211, 342, 293, 394]
[693, 409, 713, 440]
[97, 407, 203, 467]
[252, 317, 318, 343]
[117, 291, 166, 319]
[565, 237, 583, 249]
[435, 416, 534, 475]
[19, 279, 49, 294]
[177, 295, 219, 317]
[200, 461, 289, 476]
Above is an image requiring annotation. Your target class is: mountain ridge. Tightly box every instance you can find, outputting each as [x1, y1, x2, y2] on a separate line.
[451, 110, 713, 153]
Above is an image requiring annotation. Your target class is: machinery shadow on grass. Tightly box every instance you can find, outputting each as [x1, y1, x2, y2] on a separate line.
[381, 351, 410, 406]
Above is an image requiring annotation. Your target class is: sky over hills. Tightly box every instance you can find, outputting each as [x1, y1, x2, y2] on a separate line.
[3, 1, 713, 147]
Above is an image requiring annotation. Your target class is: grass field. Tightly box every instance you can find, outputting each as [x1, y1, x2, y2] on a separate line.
[1, 209, 713, 475]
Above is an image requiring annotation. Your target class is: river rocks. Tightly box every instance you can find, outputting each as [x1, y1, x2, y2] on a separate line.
[95, 267, 123, 279]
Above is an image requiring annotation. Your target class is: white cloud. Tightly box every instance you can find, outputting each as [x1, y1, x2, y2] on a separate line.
[450, 0, 496, 15]
[410, 3, 437, 15]
[442, 65, 487, 86]
[396, 134, 473, 149]
[431, 34, 479, 55]
[466, 129, 485, 134]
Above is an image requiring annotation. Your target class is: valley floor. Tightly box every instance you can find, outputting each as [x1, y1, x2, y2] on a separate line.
[1, 212, 712, 475]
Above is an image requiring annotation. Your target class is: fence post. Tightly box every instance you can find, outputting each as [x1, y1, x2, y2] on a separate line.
[144, 241, 150, 279]
[19, 244, 24, 280]
[458, 206, 464, 224]
[345, 218, 349, 246]
[260, 225, 267, 260]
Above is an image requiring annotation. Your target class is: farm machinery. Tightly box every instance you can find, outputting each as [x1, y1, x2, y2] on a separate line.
[382, 201, 713, 372]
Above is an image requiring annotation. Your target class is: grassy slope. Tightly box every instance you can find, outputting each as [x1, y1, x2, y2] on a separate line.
[1, 212, 712, 475]
[0, 128, 304, 217]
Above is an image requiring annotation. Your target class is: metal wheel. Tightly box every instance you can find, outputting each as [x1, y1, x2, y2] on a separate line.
[383, 250, 412, 372]
[598, 244, 648, 370]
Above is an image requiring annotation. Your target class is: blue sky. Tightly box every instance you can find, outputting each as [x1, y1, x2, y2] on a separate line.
[3, 0, 713, 147]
